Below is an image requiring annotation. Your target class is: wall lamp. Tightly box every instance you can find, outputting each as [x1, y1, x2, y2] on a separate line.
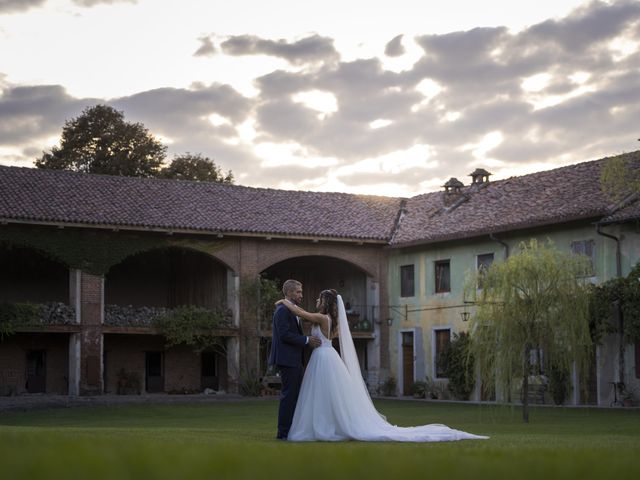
[386, 318, 394, 327]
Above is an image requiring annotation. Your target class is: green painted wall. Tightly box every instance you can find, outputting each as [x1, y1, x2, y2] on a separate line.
[387, 219, 640, 395]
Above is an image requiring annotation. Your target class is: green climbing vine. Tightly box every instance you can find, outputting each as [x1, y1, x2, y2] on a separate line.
[0, 224, 226, 275]
[0, 302, 75, 339]
[152, 305, 234, 353]
[589, 261, 640, 344]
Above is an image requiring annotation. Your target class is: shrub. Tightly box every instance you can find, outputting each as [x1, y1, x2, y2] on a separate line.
[378, 376, 397, 396]
[410, 381, 428, 398]
[441, 332, 475, 400]
[548, 366, 571, 405]
[238, 369, 262, 397]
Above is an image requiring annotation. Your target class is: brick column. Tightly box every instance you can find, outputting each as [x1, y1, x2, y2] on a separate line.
[79, 272, 104, 395]
[238, 239, 261, 376]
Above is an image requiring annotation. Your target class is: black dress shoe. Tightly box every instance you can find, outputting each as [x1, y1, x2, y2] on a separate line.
[276, 436, 287, 441]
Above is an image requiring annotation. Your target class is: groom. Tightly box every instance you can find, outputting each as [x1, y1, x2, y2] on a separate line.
[269, 279, 321, 440]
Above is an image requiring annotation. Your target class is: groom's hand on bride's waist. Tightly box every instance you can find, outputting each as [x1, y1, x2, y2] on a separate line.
[307, 336, 322, 348]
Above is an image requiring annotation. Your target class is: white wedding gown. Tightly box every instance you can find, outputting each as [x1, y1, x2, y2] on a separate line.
[287, 296, 488, 442]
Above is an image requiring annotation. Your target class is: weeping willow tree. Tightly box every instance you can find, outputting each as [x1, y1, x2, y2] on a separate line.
[468, 239, 593, 422]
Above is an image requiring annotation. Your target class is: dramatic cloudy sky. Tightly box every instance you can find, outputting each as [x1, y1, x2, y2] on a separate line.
[1, 0, 639, 196]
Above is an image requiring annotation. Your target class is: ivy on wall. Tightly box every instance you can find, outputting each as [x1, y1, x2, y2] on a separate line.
[240, 276, 281, 330]
[0, 302, 75, 339]
[590, 262, 640, 344]
[0, 225, 226, 275]
[153, 305, 234, 352]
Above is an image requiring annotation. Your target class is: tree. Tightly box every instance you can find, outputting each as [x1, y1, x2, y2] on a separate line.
[440, 332, 475, 400]
[468, 239, 593, 422]
[600, 150, 640, 203]
[35, 104, 166, 178]
[161, 153, 233, 184]
[589, 261, 640, 391]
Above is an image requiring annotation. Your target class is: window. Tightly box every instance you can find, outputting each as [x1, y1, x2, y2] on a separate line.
[477, 253, 494, 288]
[434, 329, 451, 378]
[435, 260, 450, 293]
[400, 264, 415, 297]
[571, 239, 595, 274]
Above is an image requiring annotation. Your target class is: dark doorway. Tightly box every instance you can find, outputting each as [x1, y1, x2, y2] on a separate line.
[201, 351, 219, 390]
[402, 331, 414, 395]
[145, 351, 164, 392]
[26, 350, 46, 393]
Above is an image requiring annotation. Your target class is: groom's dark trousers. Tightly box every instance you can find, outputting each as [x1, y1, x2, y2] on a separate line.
[277, 365, 303, 438]
[268, 303, 307, 439]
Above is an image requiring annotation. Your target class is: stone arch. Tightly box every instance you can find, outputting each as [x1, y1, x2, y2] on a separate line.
[164, 241, 238, 275]
[260, 255, 373, 313]
[257, 247, 376, 278]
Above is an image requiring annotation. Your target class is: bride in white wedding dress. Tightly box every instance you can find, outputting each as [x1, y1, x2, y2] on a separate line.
[277, 289, 488, 442]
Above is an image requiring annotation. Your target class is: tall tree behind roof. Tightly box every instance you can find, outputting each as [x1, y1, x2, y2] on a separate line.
[35, 104, 167, 178]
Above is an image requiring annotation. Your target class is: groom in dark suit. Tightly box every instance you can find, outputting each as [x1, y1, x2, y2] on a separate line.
[269, 279, 321, 440]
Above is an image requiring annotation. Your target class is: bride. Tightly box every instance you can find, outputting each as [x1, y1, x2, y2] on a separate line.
[276, 289, 488, 442]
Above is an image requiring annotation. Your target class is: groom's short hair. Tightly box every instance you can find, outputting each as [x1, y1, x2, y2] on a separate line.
[282, 279, 302, 296]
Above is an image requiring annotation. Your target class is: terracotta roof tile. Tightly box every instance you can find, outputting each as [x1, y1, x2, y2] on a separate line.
[0, 167, 404, 242]
[2, 151, 638, 246]
[600, 196, 640, 224]
[391, 151, 640, 246]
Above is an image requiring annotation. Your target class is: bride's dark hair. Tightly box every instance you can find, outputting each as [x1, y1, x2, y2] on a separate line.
[318, 289, 339, 338]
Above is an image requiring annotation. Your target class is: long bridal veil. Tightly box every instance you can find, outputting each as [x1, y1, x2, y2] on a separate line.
[332, 294, 488, 441]
[336, 294, 386, 421]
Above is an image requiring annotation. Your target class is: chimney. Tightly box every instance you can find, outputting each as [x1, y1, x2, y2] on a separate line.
[469, 168, 492, 185]
[443, 177, 464, 206]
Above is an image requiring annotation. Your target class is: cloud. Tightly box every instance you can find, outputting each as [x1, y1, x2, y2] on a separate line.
[385, 35, 405, 57]
[0, 83, 98, 145]
[0, 79, 260, 174]
[220, 34, 340, 65]
[0, 0, 46, 14]
[520, 0, 640, 54]
[194, 36, 216, 57]
[71, 0, 137, 6]
[2, 1, 640, 195]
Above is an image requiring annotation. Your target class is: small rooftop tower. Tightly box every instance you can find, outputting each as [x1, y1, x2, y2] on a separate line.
[443, 177, 464, 194]
[469, 168, 492, 185]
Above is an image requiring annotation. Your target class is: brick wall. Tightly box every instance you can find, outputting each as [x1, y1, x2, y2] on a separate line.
[79, 272, 104, 395]
[104, 334, 228, 394]
[2, 232, 390, 396]
[0, 333, 69, 395]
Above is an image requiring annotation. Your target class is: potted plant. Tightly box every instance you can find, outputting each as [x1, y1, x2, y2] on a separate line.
[410, 380, 427, 398]
[622, 386, 636, 407]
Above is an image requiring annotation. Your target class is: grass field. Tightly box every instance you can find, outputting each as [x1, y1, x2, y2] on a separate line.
[0, 398, 638, 479]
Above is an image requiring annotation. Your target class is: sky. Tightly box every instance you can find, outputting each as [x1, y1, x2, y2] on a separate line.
[0, 0, 639, 197]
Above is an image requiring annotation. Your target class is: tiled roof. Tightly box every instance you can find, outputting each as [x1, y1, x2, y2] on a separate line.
[0, 166, 404, 242]
[390, 151, 640, 247]
[2, 151, 638, 246]
[600, 196, 640, 224]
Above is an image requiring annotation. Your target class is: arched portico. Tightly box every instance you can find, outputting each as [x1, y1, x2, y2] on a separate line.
[102, 246, 237, 394]
[105, 246, 232, 309]
[256, 247, 377, 280]
[0, 245, 74, 395]
[259, 254, 381, 391]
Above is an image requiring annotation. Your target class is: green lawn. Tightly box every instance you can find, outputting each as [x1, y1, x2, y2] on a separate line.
[0, 399, 638, 480]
